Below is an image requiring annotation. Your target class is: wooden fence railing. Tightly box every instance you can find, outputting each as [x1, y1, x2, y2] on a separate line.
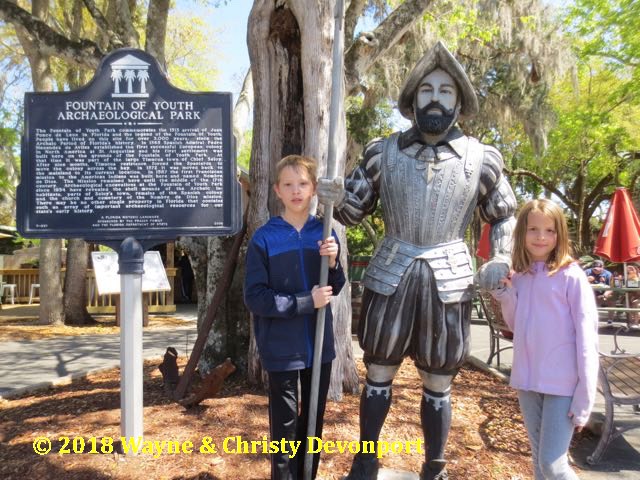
[0, 268, 176, 313]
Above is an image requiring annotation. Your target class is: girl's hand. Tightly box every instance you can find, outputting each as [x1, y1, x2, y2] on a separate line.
[568, 412, 583, 432]
[312, 285, 333, 308]
[499, 272, 513, 289]
[318, 237, 338, 269]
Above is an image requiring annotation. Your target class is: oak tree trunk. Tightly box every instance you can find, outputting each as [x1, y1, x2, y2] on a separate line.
[64, 239, 94, 325]
[247, 0, 358, 399]
[14, 0, 65, 325]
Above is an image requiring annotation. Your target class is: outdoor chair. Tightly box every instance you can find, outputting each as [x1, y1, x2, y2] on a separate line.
[29, 283, 40, 304]
[477, 291, 513, 367]
[587, 326, 640, 465]
[0, 281, 17, 304]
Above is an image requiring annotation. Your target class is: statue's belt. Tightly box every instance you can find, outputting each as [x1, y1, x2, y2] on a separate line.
[363, 237, 474, 304]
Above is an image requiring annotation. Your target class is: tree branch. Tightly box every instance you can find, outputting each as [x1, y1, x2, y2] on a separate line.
[113, 0, 139, 47]
[361, 218, 379, 248]
[344, 0, 366, 51]
[506, 167, 576, 210]
[81, 0, 123, 49]
[586, 191, 612, 219]
[586, 51, 639, 68]
[344, 0, 433, 96]
[584, 172, 614, 209]
[0, 0, 103, 69]
[145, 0, 170, 69]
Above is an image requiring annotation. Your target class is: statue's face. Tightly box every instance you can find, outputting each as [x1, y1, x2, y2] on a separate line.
[414, 68, 459, 136]
[416, 68, 458, 112]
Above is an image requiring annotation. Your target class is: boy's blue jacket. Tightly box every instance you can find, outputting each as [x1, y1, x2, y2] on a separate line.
[244, 215, 346, 372]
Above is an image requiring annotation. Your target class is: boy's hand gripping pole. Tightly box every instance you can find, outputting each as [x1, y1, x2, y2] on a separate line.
[304, 1, 345, 479]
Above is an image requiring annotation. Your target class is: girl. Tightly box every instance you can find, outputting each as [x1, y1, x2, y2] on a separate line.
[491, 198, 599, 479]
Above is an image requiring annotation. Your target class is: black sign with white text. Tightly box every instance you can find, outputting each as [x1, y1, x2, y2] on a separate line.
[17, 48, 241, 241]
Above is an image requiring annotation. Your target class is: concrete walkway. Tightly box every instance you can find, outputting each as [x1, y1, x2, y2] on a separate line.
[0, 304, 198, 398]
[1, 304, 638, 478]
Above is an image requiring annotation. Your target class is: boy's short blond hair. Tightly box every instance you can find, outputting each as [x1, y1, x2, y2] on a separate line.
[275, 155, 318, 185]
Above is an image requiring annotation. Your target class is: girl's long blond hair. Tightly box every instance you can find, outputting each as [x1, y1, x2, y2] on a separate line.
[512, 199, 574, 276]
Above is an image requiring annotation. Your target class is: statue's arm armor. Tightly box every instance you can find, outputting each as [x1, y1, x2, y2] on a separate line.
[334, 139, 382, 226]
[477, 145, 517, 258]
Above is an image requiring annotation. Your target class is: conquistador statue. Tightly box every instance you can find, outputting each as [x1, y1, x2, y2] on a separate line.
[318, 41, 517, 480]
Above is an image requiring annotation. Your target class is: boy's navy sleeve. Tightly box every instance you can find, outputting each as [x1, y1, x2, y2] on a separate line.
[244, 235, 316, 317]
[328, 230, 346, 295]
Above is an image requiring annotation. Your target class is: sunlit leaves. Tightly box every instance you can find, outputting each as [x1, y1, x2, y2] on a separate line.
[165, 12, 220, 91]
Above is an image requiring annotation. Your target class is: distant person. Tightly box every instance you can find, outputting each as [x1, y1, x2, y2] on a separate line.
[625, 264, 640, 287]
[584, 259, 614, 322]
[177, 251, 194, 302]
[612, 264, 640, 327]
[489, 199, 599, 479]
[244, 155, 346, 480]
[584, 259, 612, 285]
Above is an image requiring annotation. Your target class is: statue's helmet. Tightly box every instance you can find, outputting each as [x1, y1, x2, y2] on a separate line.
[397, 41, 479, 121]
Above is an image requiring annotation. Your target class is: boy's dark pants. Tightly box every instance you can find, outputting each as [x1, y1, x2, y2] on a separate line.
[268, 362, 332, 480]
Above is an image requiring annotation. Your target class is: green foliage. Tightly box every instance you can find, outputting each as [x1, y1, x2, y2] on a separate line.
[236, 130, 252, 171]
[165, 13, 221, 91]
[567, 0, 640, 72]
[345, 204, 385, 257]
[344, 97, 392, 256]
[12, 233, 39, 249]
[346, 225, 374, 256]
[521, 57, 639, 195]
[346, 96, 394, 145]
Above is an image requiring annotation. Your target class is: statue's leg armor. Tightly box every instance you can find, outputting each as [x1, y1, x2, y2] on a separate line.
[346, 363, 399, 480]
[418, 371, 453, 480]
[414, 292, 469, 480]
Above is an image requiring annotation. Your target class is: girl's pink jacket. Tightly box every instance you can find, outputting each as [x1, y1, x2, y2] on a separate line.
[491, 261, 599, 426]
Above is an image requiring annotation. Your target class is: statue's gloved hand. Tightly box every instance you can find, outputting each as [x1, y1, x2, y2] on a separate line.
[475, 255, 511, 290]
[317, 176, 345, 206]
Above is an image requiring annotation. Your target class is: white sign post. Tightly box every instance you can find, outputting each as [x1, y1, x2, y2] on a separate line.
[120, 266, 144, 442]
[91, 240, 171, 444]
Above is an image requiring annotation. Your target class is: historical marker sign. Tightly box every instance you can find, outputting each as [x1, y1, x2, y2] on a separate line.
[17, 48, 241, 241]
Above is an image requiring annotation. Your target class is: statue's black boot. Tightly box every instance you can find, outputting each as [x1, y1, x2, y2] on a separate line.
[344, 379, 392, 480]
[420, 459, 448, 480]
[344, 453, 379, 480]
[420, 387, 452, 480]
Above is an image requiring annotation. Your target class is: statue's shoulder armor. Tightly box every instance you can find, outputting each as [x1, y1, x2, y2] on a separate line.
[478, 143, 505, 197]
[482, 144, 504, 172]
[363, 137, 384, 162]
[360, 137, 385, 177]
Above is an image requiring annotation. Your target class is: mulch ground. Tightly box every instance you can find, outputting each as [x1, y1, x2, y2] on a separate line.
[0, 304, 598, 479]
[0, 354, 593, 480]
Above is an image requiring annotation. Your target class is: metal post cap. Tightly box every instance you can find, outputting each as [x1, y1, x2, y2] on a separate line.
[118, 237, 145, 275]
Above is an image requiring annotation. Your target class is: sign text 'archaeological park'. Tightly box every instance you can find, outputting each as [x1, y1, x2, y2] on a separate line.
[17, 48, 241, 241]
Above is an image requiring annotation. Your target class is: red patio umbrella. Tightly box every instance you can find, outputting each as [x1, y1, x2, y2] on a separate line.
[476, 223, 491, 260]
[594, 188, 640, 263]
[594, 188, 640, 311]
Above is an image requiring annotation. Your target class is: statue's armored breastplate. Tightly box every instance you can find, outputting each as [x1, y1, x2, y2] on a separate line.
[379, 133, 482, 246]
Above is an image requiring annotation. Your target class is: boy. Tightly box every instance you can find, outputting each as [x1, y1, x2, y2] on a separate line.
[244, 155, 345, 480]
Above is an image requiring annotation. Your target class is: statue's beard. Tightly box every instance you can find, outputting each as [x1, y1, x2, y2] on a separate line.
[415, 102, 457, 135]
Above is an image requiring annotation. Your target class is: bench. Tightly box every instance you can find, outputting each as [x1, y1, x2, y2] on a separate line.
[477, 291, 513, 367]
[587, 326, 640, 465]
